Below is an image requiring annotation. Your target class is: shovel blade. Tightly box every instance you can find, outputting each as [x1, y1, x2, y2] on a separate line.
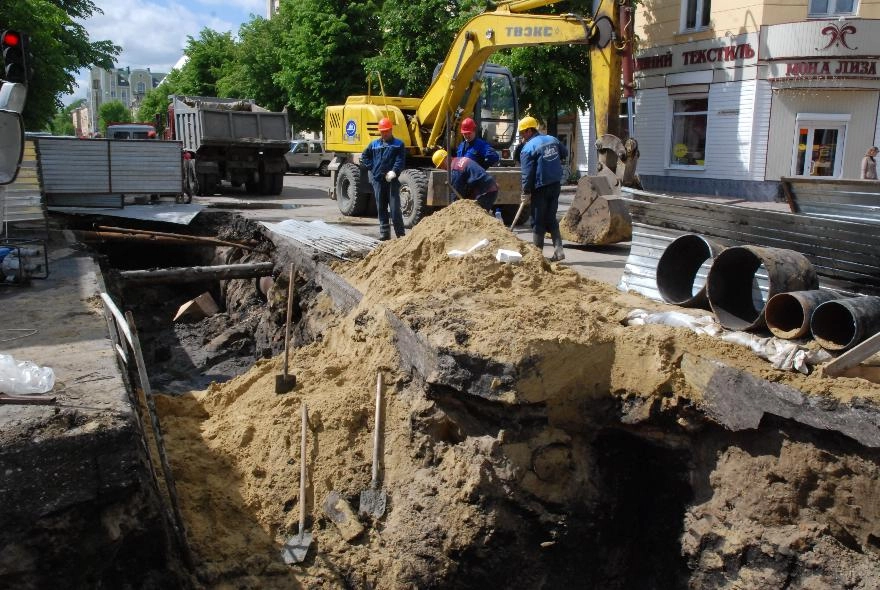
[358, 488, 387, 518]
[280, 531, 312, 564]
[275, 373, 296, 394]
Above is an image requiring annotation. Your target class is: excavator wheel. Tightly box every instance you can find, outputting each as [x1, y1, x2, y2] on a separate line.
[399, 168, 429, 228]
[336, 163, 369, 216]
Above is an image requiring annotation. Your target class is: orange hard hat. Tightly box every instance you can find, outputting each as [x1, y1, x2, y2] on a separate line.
[461, 117, 476, 134]
[378, 117, 393, 132]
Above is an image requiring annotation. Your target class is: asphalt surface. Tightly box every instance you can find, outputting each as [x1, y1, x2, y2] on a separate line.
[195, 172, 631, 286]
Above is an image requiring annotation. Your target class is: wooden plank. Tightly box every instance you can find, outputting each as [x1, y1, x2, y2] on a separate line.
[823, 331, 880, 377]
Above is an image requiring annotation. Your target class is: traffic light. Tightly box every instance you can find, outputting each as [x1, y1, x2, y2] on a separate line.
[2, 30, 28, 83]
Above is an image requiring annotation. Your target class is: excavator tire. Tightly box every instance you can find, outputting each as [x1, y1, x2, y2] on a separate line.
[399, 168, 429, 228]
[337, 163, 369, 216]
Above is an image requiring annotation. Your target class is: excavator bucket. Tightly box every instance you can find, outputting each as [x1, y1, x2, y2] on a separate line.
[560, 134, 638, 246]
[559, 174, 632, 246]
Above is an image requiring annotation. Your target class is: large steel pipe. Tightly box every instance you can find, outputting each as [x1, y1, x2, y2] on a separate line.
[765, 289, 842, 340]
[707, 246, 818, 331]
[656, 234, 724, 309]
[811, 296, 880, 351]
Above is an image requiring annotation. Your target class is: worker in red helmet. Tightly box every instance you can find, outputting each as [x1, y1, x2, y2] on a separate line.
[361, 116, 406, 240]
[455, 117, 499, 169]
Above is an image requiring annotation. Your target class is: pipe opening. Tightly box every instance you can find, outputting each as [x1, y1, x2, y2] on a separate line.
[707, 248, 768, 330]
[656, 234, 719, 308]
[811, 301, 856, 350]
[765, 293, 806, 338]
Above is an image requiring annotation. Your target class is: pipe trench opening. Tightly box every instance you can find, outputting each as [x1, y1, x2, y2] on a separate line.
[656, 234, 716, 307]
[811, 300, 858, 350]
[707, 247, 767, 330]
[764, 292, 805, 336]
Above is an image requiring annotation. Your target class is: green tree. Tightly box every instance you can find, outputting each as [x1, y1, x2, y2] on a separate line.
[0, 0, 119, 129]
[275, 0, 381, 131]
[216, 16, 286, 110]
[172, 28, 237, 97]
[46, 98, 85, 135]
[97, 99, 131, 132]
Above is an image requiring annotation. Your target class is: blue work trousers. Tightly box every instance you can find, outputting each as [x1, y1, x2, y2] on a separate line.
[530, 182, 561, 236]
[371, 178, 406, 238]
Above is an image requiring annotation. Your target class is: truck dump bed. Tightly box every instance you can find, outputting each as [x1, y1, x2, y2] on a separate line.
[170, 95, 289, 153]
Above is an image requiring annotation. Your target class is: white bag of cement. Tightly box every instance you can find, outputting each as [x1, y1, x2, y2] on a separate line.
[448, 238, 490, 258]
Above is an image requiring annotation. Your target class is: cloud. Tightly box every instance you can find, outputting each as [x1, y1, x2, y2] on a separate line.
[64, 0, 262, 104]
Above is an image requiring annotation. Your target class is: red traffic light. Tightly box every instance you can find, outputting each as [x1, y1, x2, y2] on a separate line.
[2, 31, 20, 47]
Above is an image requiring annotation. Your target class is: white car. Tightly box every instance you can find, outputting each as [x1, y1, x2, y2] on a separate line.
[285, 140, 331, 176]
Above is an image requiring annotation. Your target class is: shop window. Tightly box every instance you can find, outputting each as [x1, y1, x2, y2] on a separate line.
[681, 0, 711, 31]
[792, 116, 848, 177]
[808, 0, 858, 17]
[669, 96, 708, 168]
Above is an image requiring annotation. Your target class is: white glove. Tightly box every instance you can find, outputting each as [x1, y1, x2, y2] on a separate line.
[385, 170, 397, 182]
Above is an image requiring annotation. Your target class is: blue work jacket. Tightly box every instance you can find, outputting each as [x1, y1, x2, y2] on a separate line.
[520, 134, 568, 192]
[449, 157, 498, 198]
[361, 136, 406, 183]
[455, 137, 499, 169]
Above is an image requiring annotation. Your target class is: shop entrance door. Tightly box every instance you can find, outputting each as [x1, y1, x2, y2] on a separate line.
[792, 119, 847, 177]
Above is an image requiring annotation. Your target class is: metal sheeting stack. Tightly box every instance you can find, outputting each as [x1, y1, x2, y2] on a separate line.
[782, 177, 880, 224]
[262, 219, 379, 261]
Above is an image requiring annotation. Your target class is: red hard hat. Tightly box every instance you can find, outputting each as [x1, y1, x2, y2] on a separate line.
[461, 117, 476, 134]
[378, 117, 393, 132]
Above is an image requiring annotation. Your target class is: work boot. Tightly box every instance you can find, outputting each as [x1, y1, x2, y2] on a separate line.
[549, 229, 565, 262]
[532, 232, 544, 251]
[379, 233, 390, 241]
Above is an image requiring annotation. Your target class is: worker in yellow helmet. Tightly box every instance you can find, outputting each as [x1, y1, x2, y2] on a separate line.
[432, 149, 498, 212]
[361, 117, 406, 240]
[518, 115, 568, 262]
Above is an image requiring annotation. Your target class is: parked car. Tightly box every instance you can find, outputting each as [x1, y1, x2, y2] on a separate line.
[285, 140, 331, 176]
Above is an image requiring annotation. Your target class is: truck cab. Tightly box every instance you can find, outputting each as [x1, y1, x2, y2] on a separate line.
[106, 123, 157, 140]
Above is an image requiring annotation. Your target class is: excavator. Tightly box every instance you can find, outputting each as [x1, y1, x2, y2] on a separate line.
[324, 0, 637, 242]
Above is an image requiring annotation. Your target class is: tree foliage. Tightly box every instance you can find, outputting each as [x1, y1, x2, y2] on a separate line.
[97, 99, 131, 132]
[216, 16, 286, 111]
[275, 0, 382, 131]
[0, 0, 119, 129]
[172, 29, 237, 98]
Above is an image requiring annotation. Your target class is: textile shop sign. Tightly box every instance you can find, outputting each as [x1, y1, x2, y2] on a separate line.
[636, 43, 755, 71]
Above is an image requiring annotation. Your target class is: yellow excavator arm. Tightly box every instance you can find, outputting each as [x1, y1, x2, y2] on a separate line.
[415, 0, 623, 150]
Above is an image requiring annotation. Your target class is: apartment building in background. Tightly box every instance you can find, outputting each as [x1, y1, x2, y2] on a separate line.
[84, 66, 166, 135]
[631, 0, 880, 199]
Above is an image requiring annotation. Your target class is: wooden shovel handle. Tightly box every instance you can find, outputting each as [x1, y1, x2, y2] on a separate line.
[371, 372, 383, 484]
[300, 403, 307, 533]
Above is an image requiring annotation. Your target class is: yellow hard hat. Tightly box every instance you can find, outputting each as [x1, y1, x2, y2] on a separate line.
[432, 149, 448, 168]
[518, 116, 539, 133]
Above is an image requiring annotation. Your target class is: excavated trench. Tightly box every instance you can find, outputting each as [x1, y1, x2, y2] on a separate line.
[85, 205, 880, 589]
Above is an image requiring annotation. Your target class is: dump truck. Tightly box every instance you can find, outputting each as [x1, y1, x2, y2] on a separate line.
[324, 0, 633, 230]
[167, 95, 290, 196]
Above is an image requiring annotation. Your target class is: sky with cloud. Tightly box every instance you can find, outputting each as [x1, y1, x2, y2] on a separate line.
[66, 0, 266, 104]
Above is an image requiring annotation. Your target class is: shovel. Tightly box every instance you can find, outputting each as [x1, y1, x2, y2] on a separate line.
[281, 403, 312, 564]
[509, 200, 527, 230]
[359, 371, 387, 518]
[275, 263, 296, 394]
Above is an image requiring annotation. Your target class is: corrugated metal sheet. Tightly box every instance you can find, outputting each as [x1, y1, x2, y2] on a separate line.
[782, 177, 880, 223]
[1, 140, 45, 231]
[620, 188, 880, 299]
[35, 137, 183, 207]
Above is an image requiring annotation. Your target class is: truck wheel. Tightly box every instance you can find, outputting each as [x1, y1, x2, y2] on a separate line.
[337, 163, 369, 216]
[245, 179, 260, 193]
[319, 161, 330, 177]
[399, 168, 428, 228]
[270, 173, 284, 195]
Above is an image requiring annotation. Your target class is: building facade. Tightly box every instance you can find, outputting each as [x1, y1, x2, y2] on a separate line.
[633, 0, 880, 199]
[85, 66, 166, 135]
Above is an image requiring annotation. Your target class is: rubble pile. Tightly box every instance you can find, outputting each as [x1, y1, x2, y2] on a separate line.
[157, 201, 880, 589]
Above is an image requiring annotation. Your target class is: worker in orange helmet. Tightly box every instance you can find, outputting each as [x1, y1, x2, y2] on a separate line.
[361, 116, 406, 240]
[455, 117, 499, 170]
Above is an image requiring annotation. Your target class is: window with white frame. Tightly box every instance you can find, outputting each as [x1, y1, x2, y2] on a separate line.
[681, 0, 711, 31]
[808, 0, 858, 17]
[791, 114, 849, 178]
[669, 96, 708, 167]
